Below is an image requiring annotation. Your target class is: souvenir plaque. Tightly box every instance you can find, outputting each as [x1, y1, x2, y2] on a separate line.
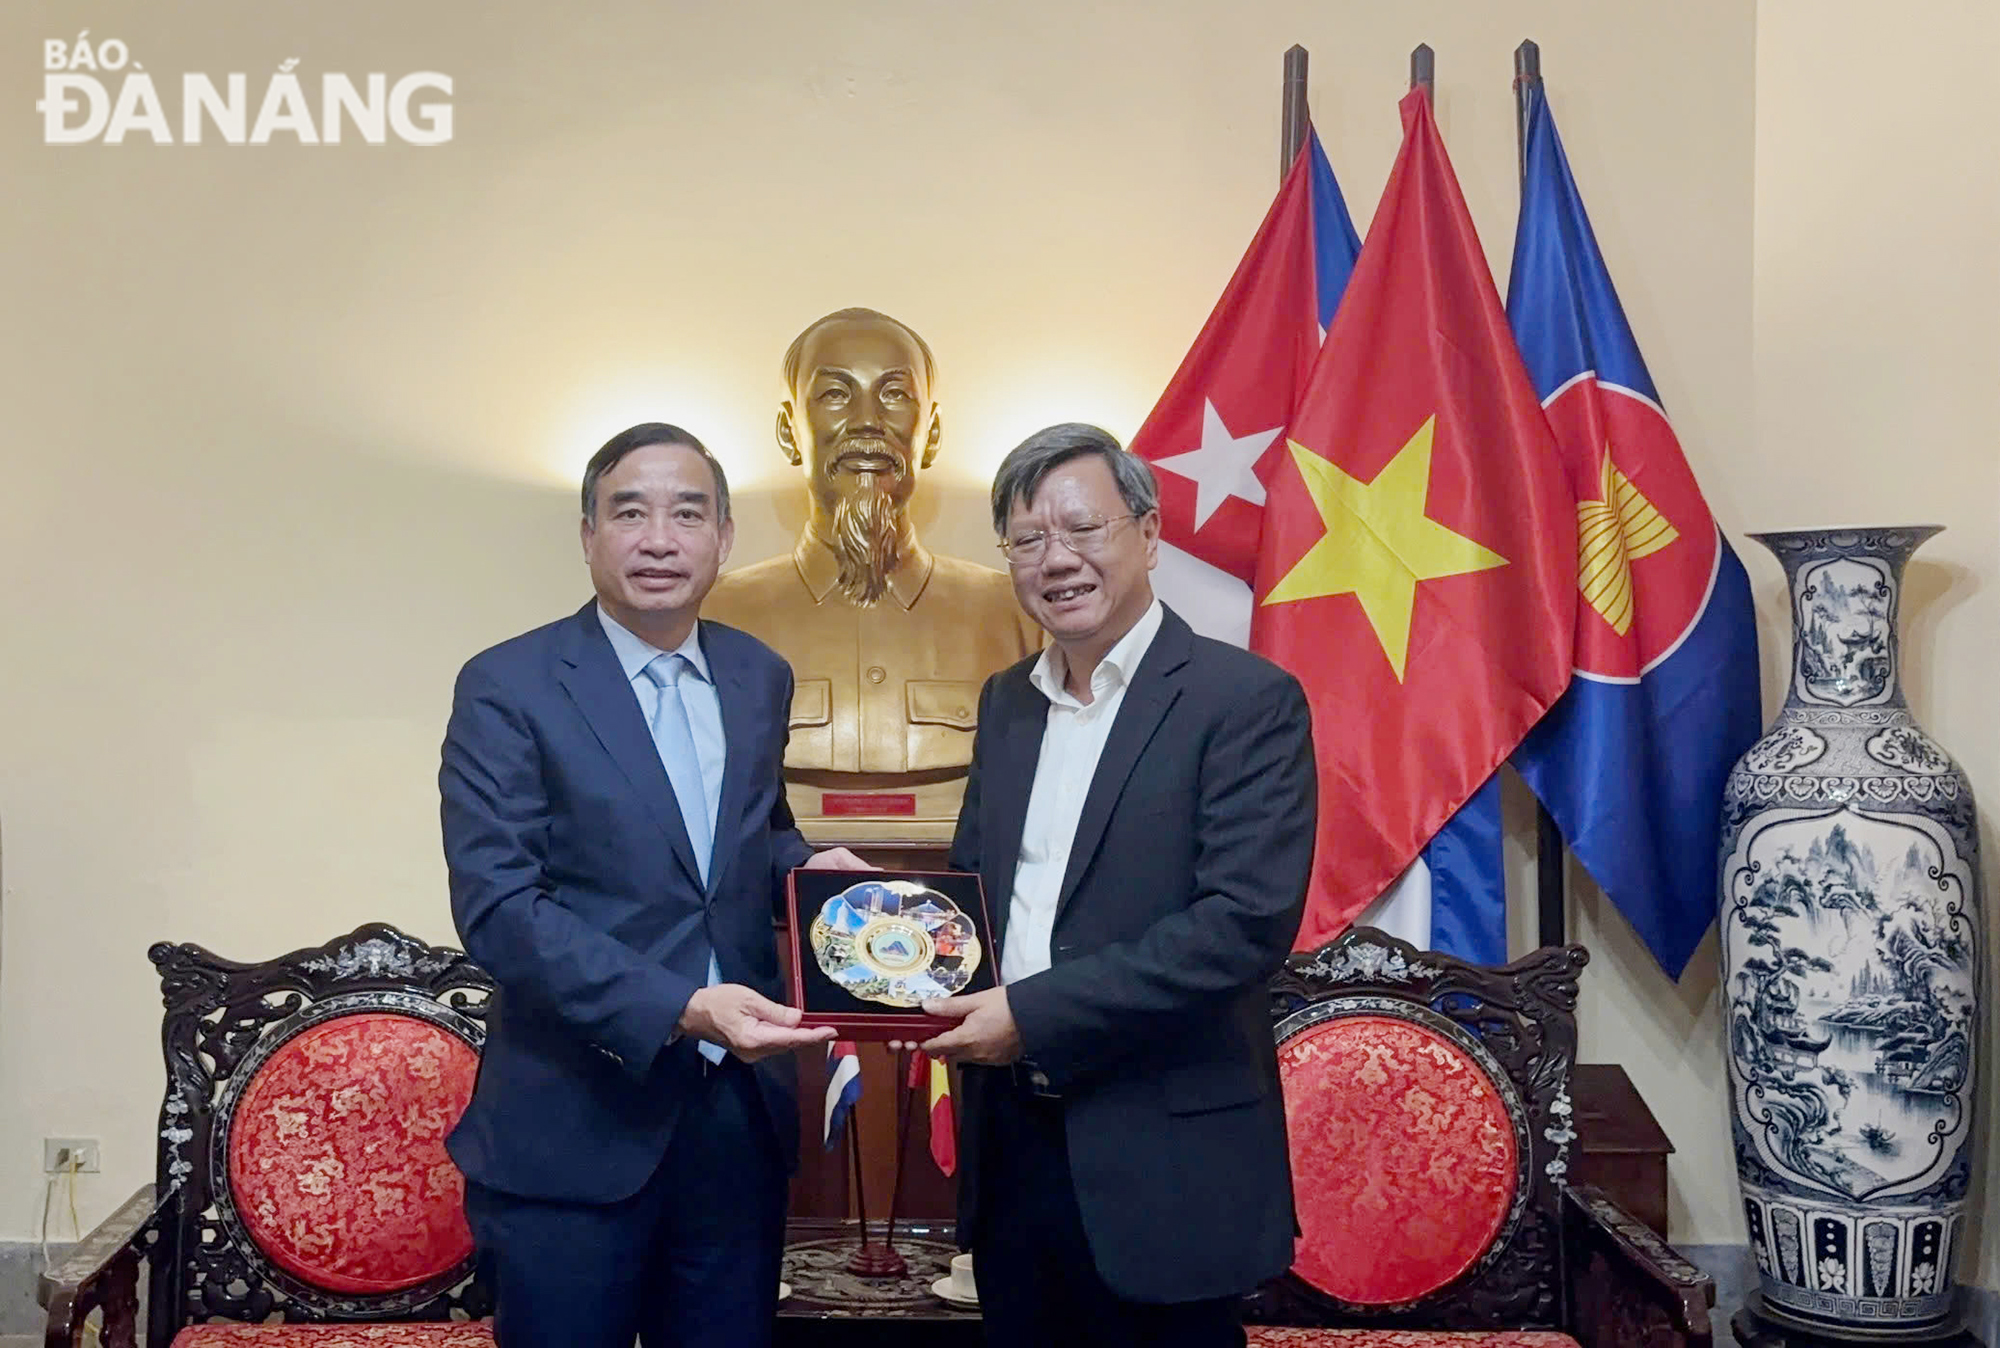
[785, 869, 996, 1039]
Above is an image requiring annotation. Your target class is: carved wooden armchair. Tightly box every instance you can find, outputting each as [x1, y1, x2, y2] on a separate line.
[1245, 928, 1716, 1348]
[42, 924, 498, 1348]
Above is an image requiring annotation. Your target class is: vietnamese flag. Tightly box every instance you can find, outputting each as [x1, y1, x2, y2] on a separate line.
[908, 1050, 956, 1176]
[927, 1056, 956, 1177]
[1252, 90, 1576, 948]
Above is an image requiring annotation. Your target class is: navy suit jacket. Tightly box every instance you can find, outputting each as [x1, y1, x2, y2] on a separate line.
[440, 602, 813, 1204]
[950, 607, 1315, 1302]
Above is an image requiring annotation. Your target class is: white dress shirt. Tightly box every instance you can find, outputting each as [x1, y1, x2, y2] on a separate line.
[1001, 599, 1165, 985]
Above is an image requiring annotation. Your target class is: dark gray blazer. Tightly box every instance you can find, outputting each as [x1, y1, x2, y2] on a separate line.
[950, 605, 1316, 1302]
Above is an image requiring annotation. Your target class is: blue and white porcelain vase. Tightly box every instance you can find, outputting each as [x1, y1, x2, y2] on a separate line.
[1721, 526, 1981, 1339]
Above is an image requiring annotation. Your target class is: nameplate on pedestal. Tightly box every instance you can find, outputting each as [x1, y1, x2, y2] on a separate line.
[822, 792, 918, 817]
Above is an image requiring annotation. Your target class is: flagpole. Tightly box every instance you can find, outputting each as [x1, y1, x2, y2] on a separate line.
[845, 1110, 868, 1233]
[844, 1072, 907, 1278]
[1514, 40, 1540, 180]
[881, 1048, 920, 1260]
[1513, 37, 1568, 952]
[1280, 44, 1309, 177]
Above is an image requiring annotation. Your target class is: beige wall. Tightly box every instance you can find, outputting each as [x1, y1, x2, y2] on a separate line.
[12, 0, 1974, 1277]
[1751, 0, 2000, 1281]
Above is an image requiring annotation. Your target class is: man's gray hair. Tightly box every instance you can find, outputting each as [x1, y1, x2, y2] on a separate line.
[989, 423, 1159, 535]
[580, 422, 732, 525]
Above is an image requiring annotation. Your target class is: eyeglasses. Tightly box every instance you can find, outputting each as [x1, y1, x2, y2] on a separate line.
[998, 514, 1139, 568]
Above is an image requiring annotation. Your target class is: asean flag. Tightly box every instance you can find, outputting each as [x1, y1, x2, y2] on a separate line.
[1506, 85, 1762, 978]
[1253, 90, 1576, 948]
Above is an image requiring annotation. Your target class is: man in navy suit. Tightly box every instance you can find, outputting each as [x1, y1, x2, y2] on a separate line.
[923, 424, 1316, 1348]
[441, 423, 866, 1348]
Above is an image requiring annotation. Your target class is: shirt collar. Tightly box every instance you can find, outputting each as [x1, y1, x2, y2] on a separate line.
[1029, 598, 1165, 708]
[792, 534, 936, 611]
[596, 603, 711, 684]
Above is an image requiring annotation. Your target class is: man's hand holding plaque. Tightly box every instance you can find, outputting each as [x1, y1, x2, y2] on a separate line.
[676, 984, 834, 1063]
[917, 987, 1023, 1065]
[800, 846, 874, 872]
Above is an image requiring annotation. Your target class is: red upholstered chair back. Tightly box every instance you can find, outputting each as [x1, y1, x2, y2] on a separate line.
[148, 925, 494, 1337]
[1248, 928, 1589, 1333]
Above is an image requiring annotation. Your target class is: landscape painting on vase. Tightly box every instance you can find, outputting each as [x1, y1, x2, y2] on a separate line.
[1723, 806, 1977, 1202]
[1793, 556, 1894, 707]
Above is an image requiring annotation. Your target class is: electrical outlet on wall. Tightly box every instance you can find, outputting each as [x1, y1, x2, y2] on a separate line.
[43, 1137, 99, 1173]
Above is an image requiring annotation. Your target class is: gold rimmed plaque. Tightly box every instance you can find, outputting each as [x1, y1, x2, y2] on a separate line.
[786, 870, 996, 1038]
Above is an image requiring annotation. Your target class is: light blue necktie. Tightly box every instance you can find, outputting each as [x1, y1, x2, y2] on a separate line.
[643, 653, 726, 1065]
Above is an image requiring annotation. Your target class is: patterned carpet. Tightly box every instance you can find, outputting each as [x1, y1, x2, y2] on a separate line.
[780, 1232, 976, 1320]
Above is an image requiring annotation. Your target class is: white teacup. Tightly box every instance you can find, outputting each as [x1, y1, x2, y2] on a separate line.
[948, 1252, 977, 1301]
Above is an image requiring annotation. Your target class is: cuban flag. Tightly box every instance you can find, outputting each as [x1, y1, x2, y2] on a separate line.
[1143, 129, 1354, 646]
[822, 1040, 862, 1148]
[1506, 84, 1762, 978]
[1138, 126, 1508, 961]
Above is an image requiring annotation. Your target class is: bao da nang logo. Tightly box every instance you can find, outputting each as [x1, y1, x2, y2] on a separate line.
[38, 32, 452, 145]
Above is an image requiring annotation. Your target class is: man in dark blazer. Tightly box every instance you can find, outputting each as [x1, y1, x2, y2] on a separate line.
[440, 423, 864, 1348]
[922, 423, 1317, 1348]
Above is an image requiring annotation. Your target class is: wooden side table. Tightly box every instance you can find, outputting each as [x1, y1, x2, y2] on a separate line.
[1571, 1062, 1674, 1239]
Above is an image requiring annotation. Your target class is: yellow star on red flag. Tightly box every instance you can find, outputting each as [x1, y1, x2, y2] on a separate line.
[1261, 415, 1509, 680]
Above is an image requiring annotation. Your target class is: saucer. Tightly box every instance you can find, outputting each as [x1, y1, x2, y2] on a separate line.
[930, 1276, 978, 1308]
[777, 1281, 792, 1303]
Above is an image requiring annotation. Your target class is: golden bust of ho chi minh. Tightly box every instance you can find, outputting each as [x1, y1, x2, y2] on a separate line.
[703, 308, 1042, 842]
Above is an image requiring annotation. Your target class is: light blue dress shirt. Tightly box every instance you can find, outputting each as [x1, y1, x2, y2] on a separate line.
[597, 605, 726, 861]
